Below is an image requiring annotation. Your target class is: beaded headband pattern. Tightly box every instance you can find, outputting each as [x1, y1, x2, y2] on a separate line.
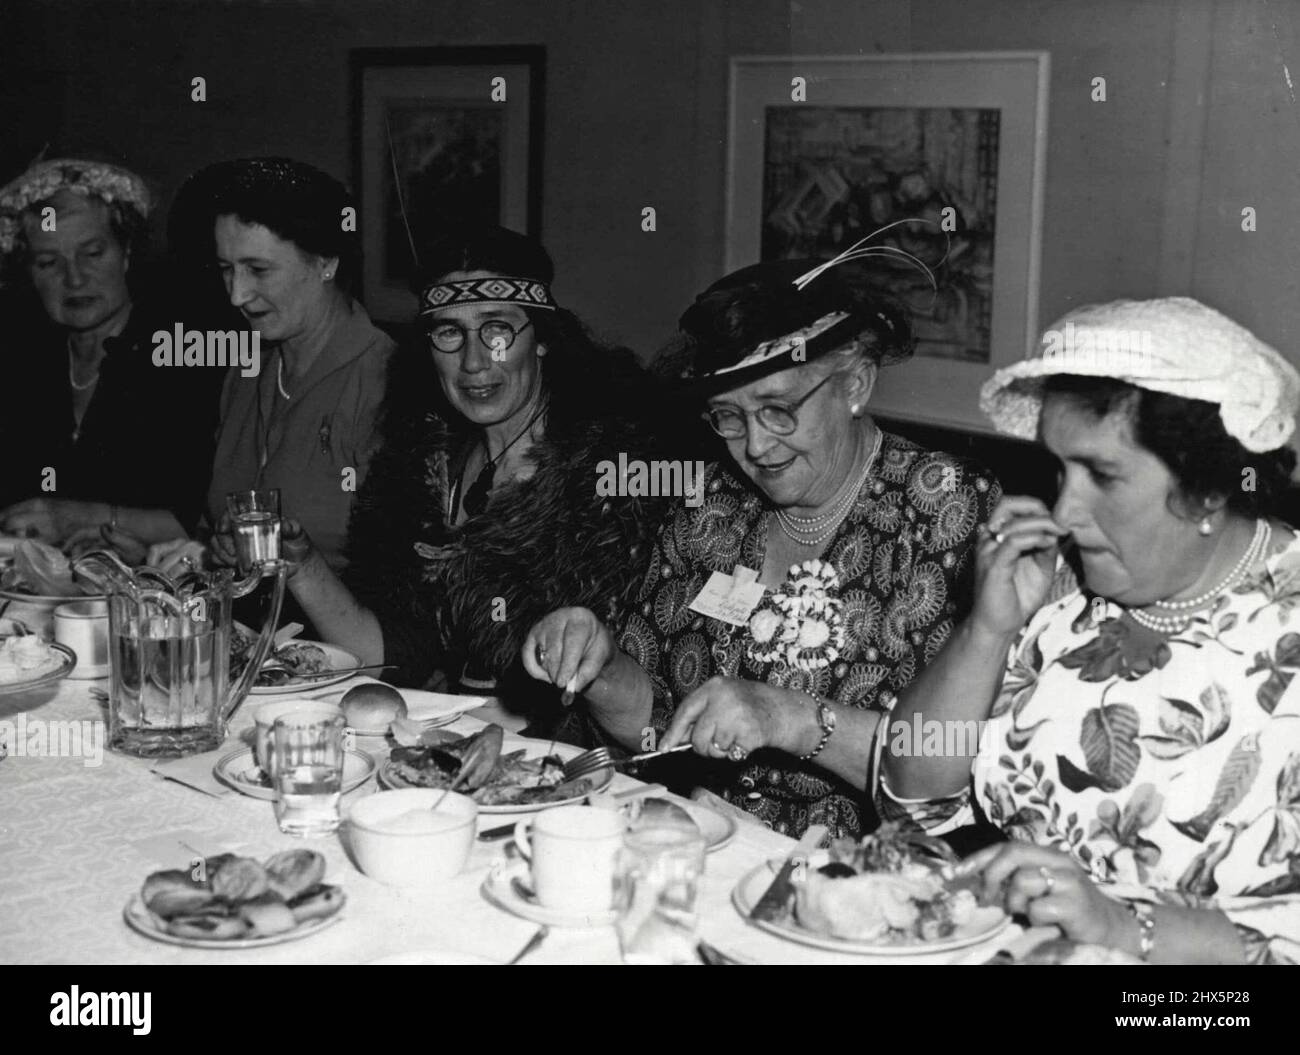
[0, 159, 151, 255]
[419, 276, 557, 316]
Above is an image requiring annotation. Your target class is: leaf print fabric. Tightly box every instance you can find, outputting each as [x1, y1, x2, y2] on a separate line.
[877, 535, 1300, 963]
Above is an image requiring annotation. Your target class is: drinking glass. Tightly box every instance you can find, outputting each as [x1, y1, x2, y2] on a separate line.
[271, 710, 345, 836]
[226, 489, 282, 572]
[614, 825, 707, 964]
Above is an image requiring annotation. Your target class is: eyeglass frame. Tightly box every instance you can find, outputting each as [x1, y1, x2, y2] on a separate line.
[702, 371, 840, 438]
[426, 317, 534, 355]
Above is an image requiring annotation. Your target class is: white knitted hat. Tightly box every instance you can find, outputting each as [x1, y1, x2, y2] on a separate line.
[980, 297, 1300, 452]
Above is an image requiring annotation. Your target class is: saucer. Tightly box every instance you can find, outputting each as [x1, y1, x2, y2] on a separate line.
[213, 747, 376, 800]
[481, 858, 618, 928]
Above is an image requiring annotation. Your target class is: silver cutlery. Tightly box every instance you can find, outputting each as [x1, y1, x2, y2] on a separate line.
[562, 743, 693, 781]
[749, 824, 827, 922]
[506, 925, 549, 965]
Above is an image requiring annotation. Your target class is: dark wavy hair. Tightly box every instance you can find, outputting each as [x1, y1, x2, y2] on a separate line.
[1041, 374, 1296, 518]
[172, 157, 359, 294]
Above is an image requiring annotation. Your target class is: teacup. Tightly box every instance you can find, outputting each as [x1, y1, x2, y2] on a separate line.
[252, 698, 342, 773]
[513, 805, 626, 914]
[54, 599, 110, 679]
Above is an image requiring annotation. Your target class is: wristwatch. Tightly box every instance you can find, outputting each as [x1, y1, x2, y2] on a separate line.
[799, 696, 837, 761]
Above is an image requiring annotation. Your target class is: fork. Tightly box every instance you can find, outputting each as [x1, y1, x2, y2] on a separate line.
[506, 925, 549, 965]
[561, 743, 693, 781]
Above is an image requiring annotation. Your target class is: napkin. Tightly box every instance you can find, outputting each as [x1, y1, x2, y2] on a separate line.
[152, 749, 235, 798]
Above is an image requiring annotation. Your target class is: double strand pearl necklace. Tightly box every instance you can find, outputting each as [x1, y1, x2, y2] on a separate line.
[773, 429, 883, 548]
[1127, 518, 1270, 634]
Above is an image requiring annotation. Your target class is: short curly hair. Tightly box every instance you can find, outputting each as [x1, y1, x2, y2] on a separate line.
[1042, 374, 1296, 518]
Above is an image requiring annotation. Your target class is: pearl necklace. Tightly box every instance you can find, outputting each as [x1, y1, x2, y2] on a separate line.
[773, 430, 883, 547]
[68, 349, 100, 391]
[276, 357, 292, 400]
[1127, 519, 1270, 634]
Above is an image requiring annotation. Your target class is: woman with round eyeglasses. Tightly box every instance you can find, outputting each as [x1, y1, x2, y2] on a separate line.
[524, 258, 1001, 838]
[276, 225, 679, 733]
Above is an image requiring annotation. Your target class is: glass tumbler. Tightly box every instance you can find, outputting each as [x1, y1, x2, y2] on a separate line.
[226, 488, 282, 573]
[614, 825, 707, 964]
[271, 710, 345, 836]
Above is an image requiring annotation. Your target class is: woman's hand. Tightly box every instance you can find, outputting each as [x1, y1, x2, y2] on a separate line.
[660, 678, 803, 761]
[973, 496, 1068, 637]
[954, 841, 1136, 951]
[0, 498, 104, 543]
[522, 607, 615, 695]
[145, 538, 207, 577]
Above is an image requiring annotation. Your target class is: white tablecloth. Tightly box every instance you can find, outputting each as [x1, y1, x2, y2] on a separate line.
[0, 677, 1027, 965]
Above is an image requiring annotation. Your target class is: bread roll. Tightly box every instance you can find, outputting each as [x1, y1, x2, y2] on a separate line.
[237, 893, 298, 936]
[341, 683, 407, 732]
[264, 849, 326, 900]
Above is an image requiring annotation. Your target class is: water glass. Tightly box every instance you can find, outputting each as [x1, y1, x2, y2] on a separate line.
[226, 488, 282, 572]
[271, 710, 345, 836]
[614, 825, 707, 965]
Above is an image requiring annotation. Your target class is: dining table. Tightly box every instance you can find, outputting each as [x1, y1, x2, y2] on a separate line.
[0, 674, 1043, 965]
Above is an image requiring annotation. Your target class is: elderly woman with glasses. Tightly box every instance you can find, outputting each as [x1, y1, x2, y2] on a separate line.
[268, 225, 678, 734]
[878, 298, 1300, 964]
[524, 257, 1001, 837]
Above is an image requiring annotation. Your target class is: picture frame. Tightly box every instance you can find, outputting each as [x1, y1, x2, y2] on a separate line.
[726, 53, 1049, 434]
[350, 46, 545, 322]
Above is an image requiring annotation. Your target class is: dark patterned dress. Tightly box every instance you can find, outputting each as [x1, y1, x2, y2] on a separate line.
[618, 430, 1001, 838]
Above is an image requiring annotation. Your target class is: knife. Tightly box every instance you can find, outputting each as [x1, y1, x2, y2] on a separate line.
[749, 824, 827, 922]
[476, 784, 669, 841]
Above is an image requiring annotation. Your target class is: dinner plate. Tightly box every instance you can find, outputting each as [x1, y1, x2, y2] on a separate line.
[212, 746, 376, 799]
[249, 642, 360, 695]
[122, 891, 345, 949]
[677, 802, 737, 853]
[0, 641, 76, 695]
[731, 858, 1011, 956]
[376, 734, 613, 812]
[481, 858, 618, 928]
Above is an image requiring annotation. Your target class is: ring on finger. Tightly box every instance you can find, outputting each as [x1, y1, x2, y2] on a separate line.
[536, 644, 548, 663]
[728, 744, 748, 763]
[1038, 865, 1055, 896]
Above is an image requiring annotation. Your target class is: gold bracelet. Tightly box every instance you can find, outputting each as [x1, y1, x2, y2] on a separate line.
[1127, 900, 1156, 960]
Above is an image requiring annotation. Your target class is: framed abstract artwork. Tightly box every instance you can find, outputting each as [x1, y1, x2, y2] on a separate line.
[351, 46, 545, 322]
[726, 53, 1049, 433]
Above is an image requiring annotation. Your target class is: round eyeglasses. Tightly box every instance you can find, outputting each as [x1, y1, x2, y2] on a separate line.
[428, 318, 533, 355]
[702, 373, 836, 438]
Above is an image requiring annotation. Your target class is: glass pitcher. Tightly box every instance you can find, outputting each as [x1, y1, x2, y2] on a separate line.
[73, 550, 288, 757]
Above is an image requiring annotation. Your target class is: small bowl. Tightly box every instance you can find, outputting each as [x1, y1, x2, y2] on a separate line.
[348, 789, 478, 887]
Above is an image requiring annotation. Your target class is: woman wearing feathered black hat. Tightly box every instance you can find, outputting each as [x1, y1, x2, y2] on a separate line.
[525, 238, 1001, 837]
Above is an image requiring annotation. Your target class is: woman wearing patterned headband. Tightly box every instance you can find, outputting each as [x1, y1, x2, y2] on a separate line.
[524, 251, 1001, 838]
[0, 159, 222, 550]
[145, 157, 396, 578]
[880, 297, 1300, 964]
[270, 225, 677, 730]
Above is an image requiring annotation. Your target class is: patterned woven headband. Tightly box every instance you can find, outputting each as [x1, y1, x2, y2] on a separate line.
[419, 276, 557, 315]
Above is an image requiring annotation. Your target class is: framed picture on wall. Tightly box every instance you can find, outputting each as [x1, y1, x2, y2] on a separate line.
[350, 46, 545, 322]
[726, 53, 1049, 434]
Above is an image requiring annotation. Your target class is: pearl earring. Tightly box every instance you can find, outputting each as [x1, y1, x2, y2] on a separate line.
[1199, 517, 1213, 536]
[850, 403, 861, 416]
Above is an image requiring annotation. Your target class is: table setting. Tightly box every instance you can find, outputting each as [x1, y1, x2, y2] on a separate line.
[0, 505, 1049, 966]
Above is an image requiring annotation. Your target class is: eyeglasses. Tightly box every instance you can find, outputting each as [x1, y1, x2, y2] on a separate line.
[702, 373, 837, 438]
[427, 318, 533, 355]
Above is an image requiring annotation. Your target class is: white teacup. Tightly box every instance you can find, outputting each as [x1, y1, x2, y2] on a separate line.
[54, 600, 110, 679]
[513, 805, 626, 914]
[252, 698, 342, 773]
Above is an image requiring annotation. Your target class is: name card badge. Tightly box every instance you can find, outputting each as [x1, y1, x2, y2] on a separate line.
[689, 566, 765, 626]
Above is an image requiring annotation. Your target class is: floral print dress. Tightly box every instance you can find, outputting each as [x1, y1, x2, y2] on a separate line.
[616, 430, 1000, 838]
[878, 532, 1300, 964]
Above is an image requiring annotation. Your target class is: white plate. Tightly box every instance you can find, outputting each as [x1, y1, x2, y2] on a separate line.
[212, 746, 376, 799]
[122, 892, 345, 949]
[248, 642, 360, 695]
[328, 686, 489, 737]
[731, 858, 1010, 956]
[0, 641, 76, 695]
[377, 734, 612, 812]
[678, 802, 737, 854]
[481, 859, 617, 928]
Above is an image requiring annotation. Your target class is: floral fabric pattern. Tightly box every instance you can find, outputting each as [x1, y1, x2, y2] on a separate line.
[878, 537, 1300, 964]
[619, 431, 1000, 838]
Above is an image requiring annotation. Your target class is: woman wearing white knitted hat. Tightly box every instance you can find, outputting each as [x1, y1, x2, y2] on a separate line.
[877, 297, 1300, 964]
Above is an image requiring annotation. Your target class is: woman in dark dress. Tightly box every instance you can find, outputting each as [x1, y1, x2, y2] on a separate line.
[525, 255, 1001, 837]
[0, 158, 222, 550]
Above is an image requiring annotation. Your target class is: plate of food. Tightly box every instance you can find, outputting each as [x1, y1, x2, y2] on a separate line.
[377, 724, 612, 812]
[0, 634, 76, 694]
[212, 746, 377, 800]
[731, 824, 1010, 956]
[230, 631, 360, 695]
[124, 849, 345, 948]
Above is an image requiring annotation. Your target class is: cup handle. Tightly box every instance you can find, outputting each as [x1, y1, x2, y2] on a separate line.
[512, 820, 533, 861]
